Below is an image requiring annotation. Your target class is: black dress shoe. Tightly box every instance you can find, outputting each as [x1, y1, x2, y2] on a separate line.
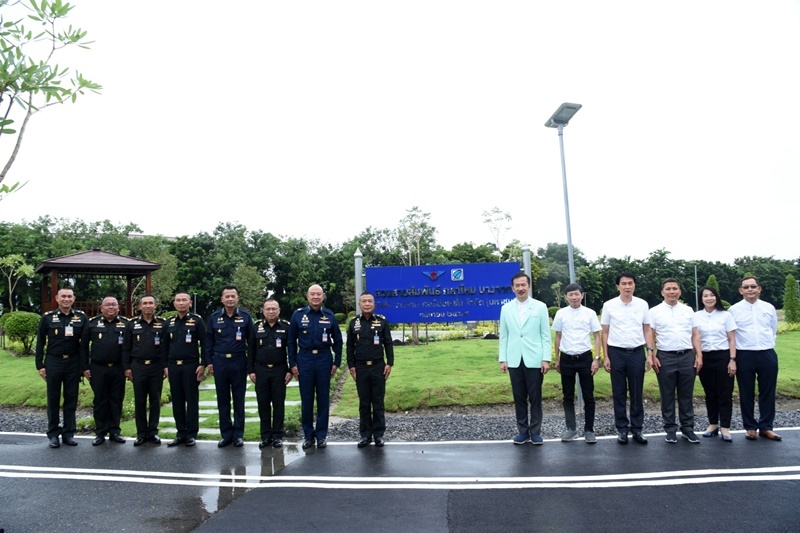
[272, 439, 283, 448]
[109, 434, 126, 444]
[148, 435, 161, 445]
[233, 438, 244, 447]
[302, 438, 315, 450]
[374, 437, 385, 447]
[63, 437, 78, 446]
[185, 437, 196, 447]
[49, 437, 60, 448]
[259, 440, 270, 449]
[617, 431, 628, 444]
[317, 438, 327, 448]
[631, 431, 648, 444]
[92, 436, 105, 446]
[357, 437, 370, 448]
[133, 437, 146, 447]
[218, 437, 233, 448]
[167, 438, 186, 447]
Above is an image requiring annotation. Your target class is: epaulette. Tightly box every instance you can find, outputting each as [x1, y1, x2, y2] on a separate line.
[279, 318, 290, 326]
[155, 315, 166, 321]
[375, 314, 386, 320]
[74, 309, 87, 315]
[44, 309, 58, 316]
[90, 314, 103, 322]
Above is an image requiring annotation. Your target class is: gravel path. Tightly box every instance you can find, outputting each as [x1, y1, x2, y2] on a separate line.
[3, 401, 799, 442]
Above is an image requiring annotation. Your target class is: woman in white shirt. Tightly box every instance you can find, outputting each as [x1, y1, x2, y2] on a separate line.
[692, 286, 738, 442]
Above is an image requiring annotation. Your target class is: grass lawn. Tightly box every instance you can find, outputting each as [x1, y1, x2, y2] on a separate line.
[4, 331, 800, 426]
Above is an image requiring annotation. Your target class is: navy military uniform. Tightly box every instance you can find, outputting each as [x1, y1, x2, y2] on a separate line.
[347, 312, 394, 443]
[288, 305, 342, 442]
[206, 307, 252, 442]
[35, 308, 88, 442]
[123, 315, 167, 441]
[247, 318, 291, 444]
[163, 312, 206, 443]
[80, 314, 129, 439]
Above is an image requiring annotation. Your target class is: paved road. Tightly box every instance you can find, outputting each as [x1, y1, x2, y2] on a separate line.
[2, 428, 799, 532]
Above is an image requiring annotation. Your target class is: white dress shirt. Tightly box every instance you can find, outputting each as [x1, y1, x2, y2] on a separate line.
[552, 305, 601, 354]
[600, 296, 650, 348]
[692, 309, 737, 351]
[649, 301, 694, 351]
[728, 299, 777, 350]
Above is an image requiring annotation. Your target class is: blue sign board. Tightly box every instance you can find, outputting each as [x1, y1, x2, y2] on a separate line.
[366, 263, 521, 323]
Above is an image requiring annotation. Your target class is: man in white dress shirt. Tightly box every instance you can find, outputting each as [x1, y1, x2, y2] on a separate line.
[649, 278, 703, 444]
[552, 283, 601, 444]
[728, 276, 781, 441]
[601, 272, 654, 445]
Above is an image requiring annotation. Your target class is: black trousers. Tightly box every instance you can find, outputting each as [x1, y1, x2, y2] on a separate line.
[254, 364, 288, 440]
[168, 362, 200, 440]
[736, 349, 778, 431]
[698, 349, 734, 427]
[132, 359, 164, 438]
[89, 362, 125, 437]
[559, 351, 595, 432]
[509, 360, 544, 436]
[654, 350, 696, 432]
[45, 355, 81, 439]
[608, 345, 646, 432]
[356, 360, 387, 439]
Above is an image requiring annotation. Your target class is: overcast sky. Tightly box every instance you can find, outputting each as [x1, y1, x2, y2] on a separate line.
[1, 0, 798, 264]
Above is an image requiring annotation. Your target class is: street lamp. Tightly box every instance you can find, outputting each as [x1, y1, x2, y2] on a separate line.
[545, 102, 582, 284]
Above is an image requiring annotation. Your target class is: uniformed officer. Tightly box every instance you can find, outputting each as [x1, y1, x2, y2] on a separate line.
[288, 284, 343, 450]
[80, 296, 129, 446]
[206, 285, 252, 448]
[164, 291, 206, 447]
[347, 292, 394, 448]
[123, 293, 167, 446]
[35, 287, 88, 448]
[248, 298, 291, 449]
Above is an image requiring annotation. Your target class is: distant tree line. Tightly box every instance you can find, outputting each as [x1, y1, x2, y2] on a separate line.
[1, 215, 798, 320]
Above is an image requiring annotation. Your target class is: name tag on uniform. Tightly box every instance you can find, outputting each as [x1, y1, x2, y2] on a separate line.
[276, 338, 282, 348]
[322, 331, 328, 343]
[236, 329, 242, 341]
[374, 334, 380, 345]
[185, 332, 192, 343]
[65, 325, 73, 337]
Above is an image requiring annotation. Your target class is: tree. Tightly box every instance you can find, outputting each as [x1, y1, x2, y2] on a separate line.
[397, 206, 437, 266]
[0, 253, 33, 311]
[4, 310, 39, 354]
[482, 207, 511, 261]
[705, 274, 719, 292]
[232, 264, 266, 316]
[0, 0, 101, 192]
[784, 274, 800, 323]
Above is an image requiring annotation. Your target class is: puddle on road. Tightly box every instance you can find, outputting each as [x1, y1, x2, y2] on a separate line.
[200, 445, 304, 514]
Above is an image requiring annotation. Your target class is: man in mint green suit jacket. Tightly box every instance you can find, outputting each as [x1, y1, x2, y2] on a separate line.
[499, 272, 552, 444]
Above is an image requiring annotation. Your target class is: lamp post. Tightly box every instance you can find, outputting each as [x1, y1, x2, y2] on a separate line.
[545, 102, 582, 284]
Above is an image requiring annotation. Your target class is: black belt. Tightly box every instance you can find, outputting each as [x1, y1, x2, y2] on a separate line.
[560, 350, 591, 360]
[216, 352, 245, 359]
[257, 361, 285, 369]
[47, 353, 75, 359]
[134, 358, 157, 365]
[171, 359, 198, 366]
[92, 361, 120, 367]
[356, 359, 383, 366]
[658, 349, 692, 355]
[609, 345, 645, 353]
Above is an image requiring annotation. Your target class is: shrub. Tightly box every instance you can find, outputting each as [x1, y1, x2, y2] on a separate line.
[4, 311, 40, 355]
[334, 313, 346, 324]
[548, 306, 560, 319]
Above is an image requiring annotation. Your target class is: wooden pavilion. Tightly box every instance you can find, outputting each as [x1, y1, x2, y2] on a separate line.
[35, 250, 161, 317]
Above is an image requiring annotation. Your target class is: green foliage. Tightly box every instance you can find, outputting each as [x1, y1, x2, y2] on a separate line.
[334, 312, 346, 324]
[705, 274, 720, 292]
[783, 274, 800, 323]
[0, 254, 35, 312]
[3, 311, 40, 354]
[0, 0, 101, 186]
[232, 264, 266, 316]
[548, 306, 559, 319]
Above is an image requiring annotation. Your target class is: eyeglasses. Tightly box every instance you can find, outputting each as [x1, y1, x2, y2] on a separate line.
[741, 285, 758, 289]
